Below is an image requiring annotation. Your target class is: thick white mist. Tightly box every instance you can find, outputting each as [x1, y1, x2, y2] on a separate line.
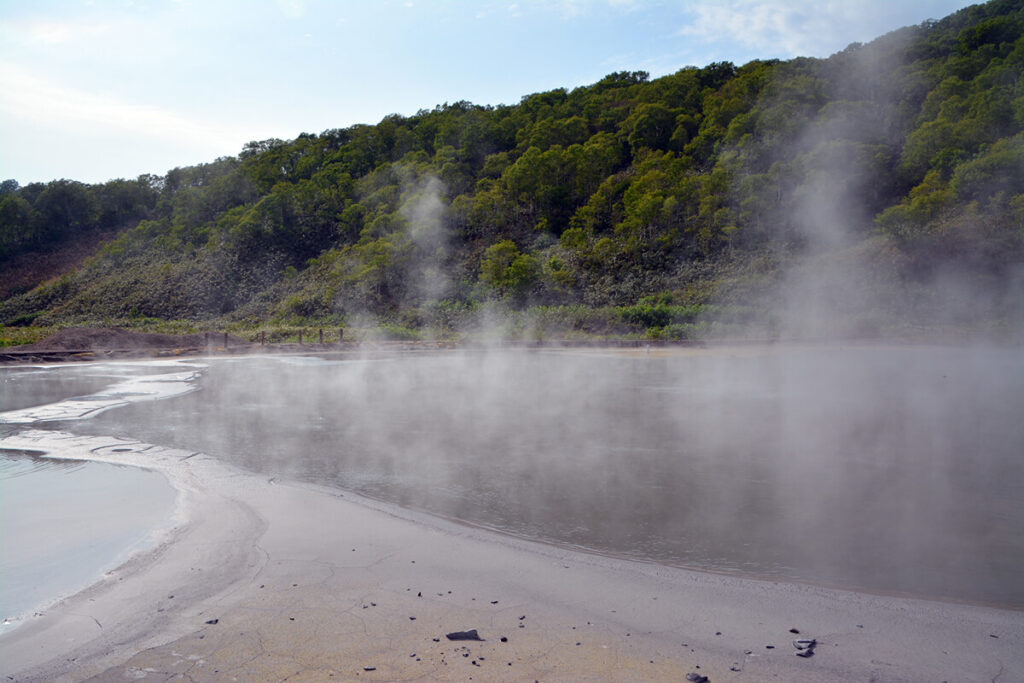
[65, 345, 1024, 607]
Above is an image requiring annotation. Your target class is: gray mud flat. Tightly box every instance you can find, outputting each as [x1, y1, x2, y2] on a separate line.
[1, 429, 1021, 682]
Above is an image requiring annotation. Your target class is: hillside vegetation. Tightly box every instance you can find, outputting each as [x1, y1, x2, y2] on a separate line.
[2, 0, 1022, 342]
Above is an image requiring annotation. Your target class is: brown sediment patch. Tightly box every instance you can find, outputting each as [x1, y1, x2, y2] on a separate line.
[0, 327, 255, 364]
[13, 327, 247, 352]
[1, 430, 1022, 682]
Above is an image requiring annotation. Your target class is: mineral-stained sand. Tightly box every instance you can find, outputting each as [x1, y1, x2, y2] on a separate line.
[1, 429, 1021, 682]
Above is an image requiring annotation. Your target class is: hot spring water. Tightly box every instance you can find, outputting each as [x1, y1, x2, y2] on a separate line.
[54, 345, 1024, 608]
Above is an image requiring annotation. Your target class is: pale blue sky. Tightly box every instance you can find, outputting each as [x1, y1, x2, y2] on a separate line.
[1, 0, 975, 185]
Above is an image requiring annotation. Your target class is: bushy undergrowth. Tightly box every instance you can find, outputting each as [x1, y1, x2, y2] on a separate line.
[0, 325, 56, 347]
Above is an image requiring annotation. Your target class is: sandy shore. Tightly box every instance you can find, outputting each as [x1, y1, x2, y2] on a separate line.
[1, 430, 1021, 682]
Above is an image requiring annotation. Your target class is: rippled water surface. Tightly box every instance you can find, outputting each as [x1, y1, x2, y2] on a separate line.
[56, 347, 1024, 606]
[0, 363, 177, 412]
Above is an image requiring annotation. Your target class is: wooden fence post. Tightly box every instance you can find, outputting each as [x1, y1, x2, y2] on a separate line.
[261, 330, 266, 346]
[319, 328, 323, 344]
[298, 330, 303, 345]
[339, 328, 344, 343]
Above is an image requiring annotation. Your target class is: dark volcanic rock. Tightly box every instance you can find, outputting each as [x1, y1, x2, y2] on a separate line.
[446, 629, 484, 641]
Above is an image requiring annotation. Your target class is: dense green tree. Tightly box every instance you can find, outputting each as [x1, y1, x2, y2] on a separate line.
[0, 194, 37, 257]
[479, 239, 540, 300]
[1, 0, 1021, 329]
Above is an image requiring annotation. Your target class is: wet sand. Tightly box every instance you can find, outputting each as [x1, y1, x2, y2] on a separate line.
[0, 429, 1021, 682]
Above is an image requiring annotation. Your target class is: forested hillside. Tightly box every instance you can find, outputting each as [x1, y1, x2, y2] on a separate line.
[2, 0, 1022, 341]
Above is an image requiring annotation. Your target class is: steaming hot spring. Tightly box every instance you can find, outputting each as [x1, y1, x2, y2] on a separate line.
[2, 344, 1022, 681]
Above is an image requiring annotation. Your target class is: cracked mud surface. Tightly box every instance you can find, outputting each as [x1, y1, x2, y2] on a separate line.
[1, 430, 1021, 682]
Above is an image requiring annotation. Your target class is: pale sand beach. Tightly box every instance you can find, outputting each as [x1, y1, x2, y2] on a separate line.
[0, 428, 1021, 682]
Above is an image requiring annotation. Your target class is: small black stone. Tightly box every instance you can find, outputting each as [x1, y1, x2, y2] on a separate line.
[204, 618, 219, 625]
[363, 666, 376, 671]
[685, 674, 709, 683]
[789, 628, 800, 634]
[500, 637, 508, 643]
[446, 629, 484, 641]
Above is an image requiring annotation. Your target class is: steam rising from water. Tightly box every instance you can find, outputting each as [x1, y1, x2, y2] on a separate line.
[715, 50, 1024, 342]
[400, 174, 451, 305]
[68, 345, 1024, 607]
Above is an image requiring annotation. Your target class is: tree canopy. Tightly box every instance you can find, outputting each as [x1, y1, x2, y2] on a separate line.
[2, 0, 1022, 337]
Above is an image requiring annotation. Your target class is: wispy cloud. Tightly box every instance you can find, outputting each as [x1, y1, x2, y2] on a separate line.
[498, 0, 641, 22]
[275, 0, 307, 20]
[679, 1, 880, 58]
[0, 62, 236, 151]
[6, 18, 111, 45]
